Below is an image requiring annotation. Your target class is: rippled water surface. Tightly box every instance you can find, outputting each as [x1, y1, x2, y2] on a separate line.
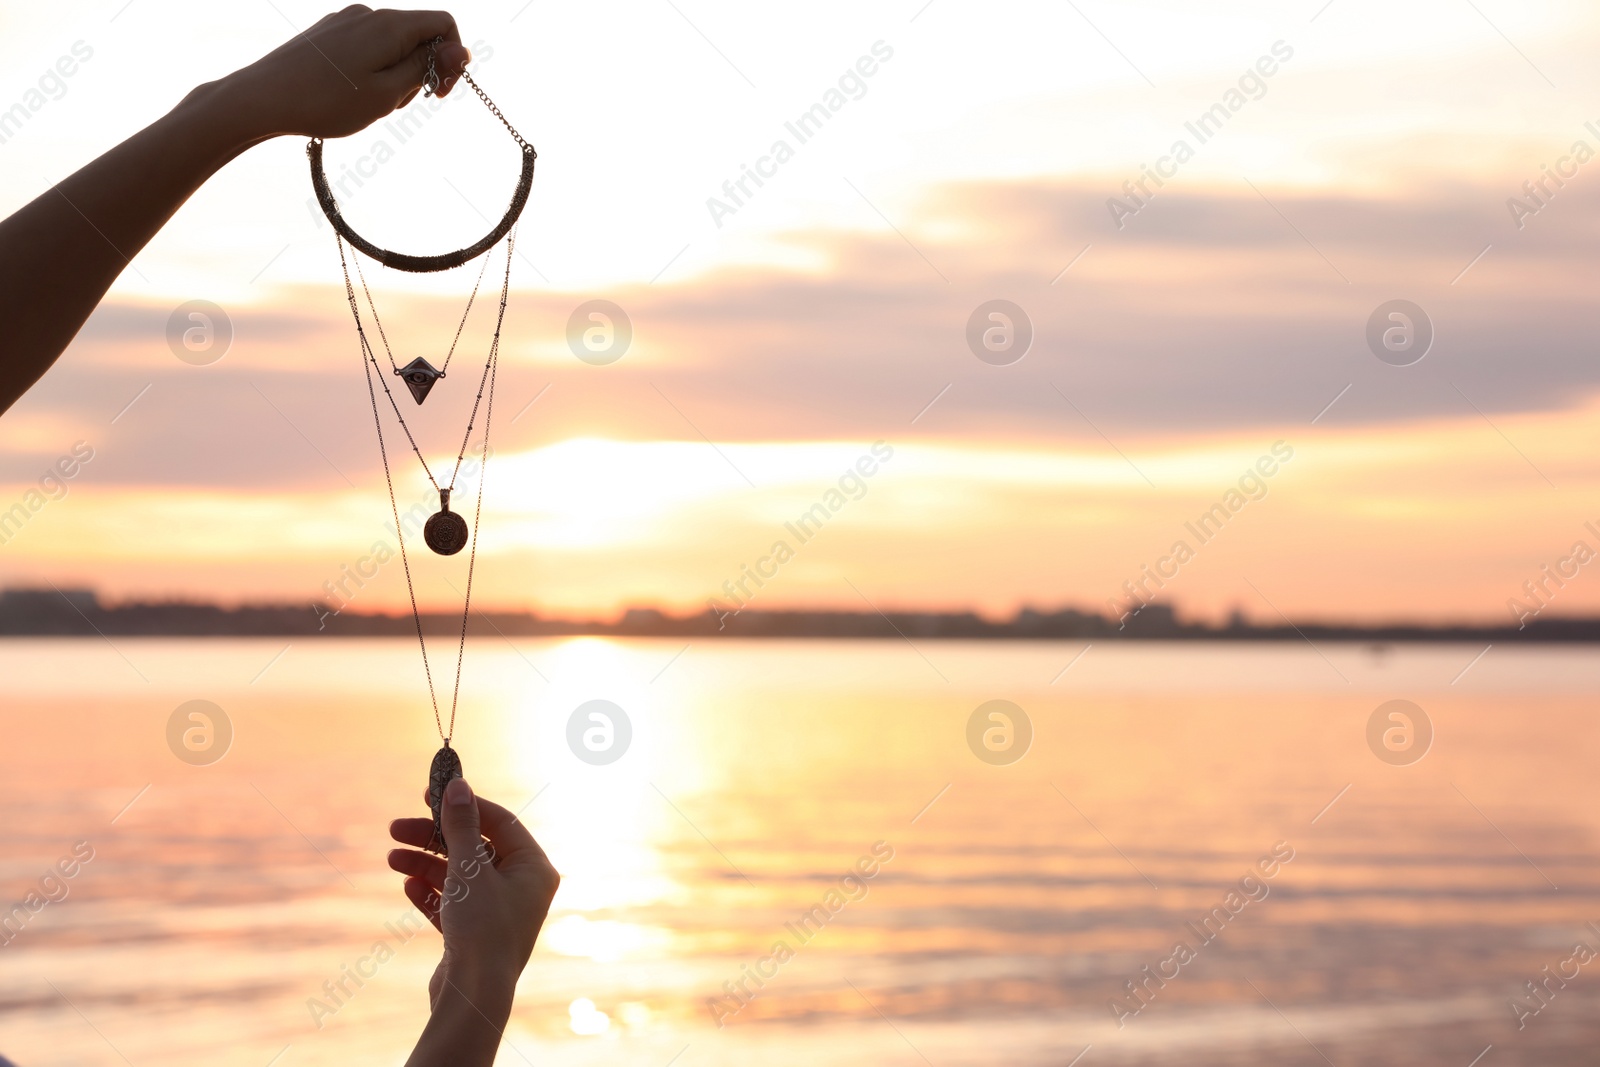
[3, 638, 1599, 1065]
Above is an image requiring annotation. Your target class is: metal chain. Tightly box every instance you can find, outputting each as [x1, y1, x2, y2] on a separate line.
[338, 237, 500, 496]
[347, 247, 401, 374]
[327, 35, 527, 746]
[445, 261, 504, 495]
[338, 237, 441, 491]
[340, 229, 516, 745]
[459, 70, 533, 154]
[445, 228, 512, 742]
[350, 241, 493, 378]
[440, 249, 493, 375]
[359, 317, 445, 730]
[425, 37, 534, 155]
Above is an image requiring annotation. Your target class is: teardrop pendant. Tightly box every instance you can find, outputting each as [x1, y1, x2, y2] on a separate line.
[427, 743, 463, 855]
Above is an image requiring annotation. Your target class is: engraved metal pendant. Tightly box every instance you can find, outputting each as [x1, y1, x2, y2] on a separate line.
[424, 488, 469, 555]
[397, 357, 443, 404]
[427, 743, 463, 855]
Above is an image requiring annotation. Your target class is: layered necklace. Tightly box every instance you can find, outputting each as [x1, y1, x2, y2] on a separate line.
[308, 40, 535, 853]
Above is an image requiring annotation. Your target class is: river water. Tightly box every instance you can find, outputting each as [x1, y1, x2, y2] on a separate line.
[2, 638, 1598, 1065]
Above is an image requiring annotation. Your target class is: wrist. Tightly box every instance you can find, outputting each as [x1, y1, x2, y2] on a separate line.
[446, 958, 521, 1006]
[408, 965, 517, 1067]
[169, 71, 278, 160]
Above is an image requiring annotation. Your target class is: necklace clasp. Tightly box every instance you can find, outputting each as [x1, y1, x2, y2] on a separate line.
[421, 35, 444, 97]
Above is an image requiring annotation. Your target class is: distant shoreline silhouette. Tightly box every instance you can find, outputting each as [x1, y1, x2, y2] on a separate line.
[0, 587, 1592, 642]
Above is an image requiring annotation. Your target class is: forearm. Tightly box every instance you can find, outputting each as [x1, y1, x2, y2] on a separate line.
[405, 970, 518, 1067]
[0, 7, 467, 419]
[0, 77, 262, 414]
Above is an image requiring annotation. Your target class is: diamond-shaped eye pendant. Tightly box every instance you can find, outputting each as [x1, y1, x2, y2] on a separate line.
[397, 357, 443, 404]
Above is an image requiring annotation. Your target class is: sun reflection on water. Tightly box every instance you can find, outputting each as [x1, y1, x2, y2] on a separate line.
[541, 915, 673, 962]
[498, 638, 708, 914]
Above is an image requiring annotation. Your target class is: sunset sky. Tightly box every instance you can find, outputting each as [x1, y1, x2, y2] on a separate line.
[4, 0, 1600, 623]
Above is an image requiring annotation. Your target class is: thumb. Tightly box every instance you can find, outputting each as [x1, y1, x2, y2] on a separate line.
[440, 776, 482, 863]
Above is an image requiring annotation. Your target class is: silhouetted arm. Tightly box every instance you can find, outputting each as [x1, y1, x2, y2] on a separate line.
[0, 6, 470, 415]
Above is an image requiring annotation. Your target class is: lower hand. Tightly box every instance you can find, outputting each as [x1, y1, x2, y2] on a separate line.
[388, 779, 560, 1010]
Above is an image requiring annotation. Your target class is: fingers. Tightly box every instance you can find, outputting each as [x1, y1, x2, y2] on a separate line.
[388, 847, 447, 891]
[373, 38, 470, 103]
[433, 42, 471, 96]
[475, 795, 550, 866]
[369, 9, 467, 97]
[380, 8, 462, 49]
[390, 817, 437, 849]
[403, 875, 443, 932]
[396, 789, 548, 871]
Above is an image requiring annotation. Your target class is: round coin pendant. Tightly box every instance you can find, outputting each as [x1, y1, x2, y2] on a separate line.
[424, 488, 469, 555]
[425, 509, 469, 555]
